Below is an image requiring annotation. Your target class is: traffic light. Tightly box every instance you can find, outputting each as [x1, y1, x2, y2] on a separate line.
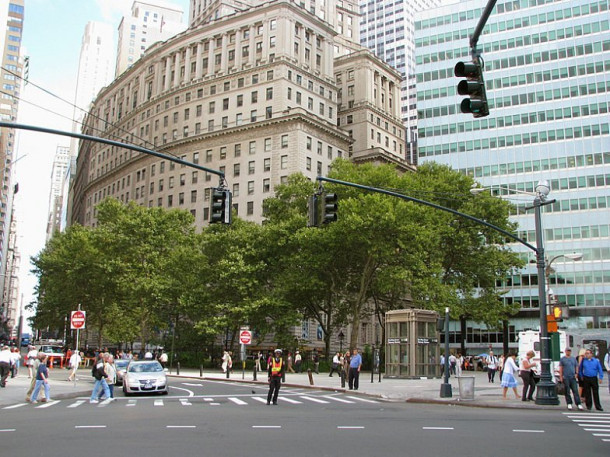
[454, 58, 489, 118]
[307, 195, 319, 227]
[209, 188, 232, 224]
[552, 305, 564, 322]
[322, 193, 338, 224]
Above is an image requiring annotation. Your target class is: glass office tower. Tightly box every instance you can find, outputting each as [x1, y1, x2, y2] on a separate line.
[415, 0, 610, 350]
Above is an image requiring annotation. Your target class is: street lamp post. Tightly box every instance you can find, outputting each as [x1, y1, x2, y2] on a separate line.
[545, 253, 583, 307]
[471, 180, 559, 405]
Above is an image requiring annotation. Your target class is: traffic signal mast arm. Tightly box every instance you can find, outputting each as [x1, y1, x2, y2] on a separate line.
[0, 121, 226, 185]
[315, 176, 537, 254]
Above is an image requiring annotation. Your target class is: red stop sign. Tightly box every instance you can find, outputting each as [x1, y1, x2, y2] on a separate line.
[239, 330, 251, 345]
[71, 310, 86, 329]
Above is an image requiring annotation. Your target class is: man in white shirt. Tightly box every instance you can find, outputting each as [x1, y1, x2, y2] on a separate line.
[486, 351, 499, 383]
[329, 352, 340, 377]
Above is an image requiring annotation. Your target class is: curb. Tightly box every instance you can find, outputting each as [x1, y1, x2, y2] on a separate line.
[167, 374, 571, 410]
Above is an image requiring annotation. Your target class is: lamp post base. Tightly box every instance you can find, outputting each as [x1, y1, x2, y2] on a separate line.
[534, 380, 560, 405]
[440, 383, 452, 398]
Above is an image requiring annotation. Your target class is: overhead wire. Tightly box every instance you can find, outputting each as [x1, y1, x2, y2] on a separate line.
[2, 66, 181, 159]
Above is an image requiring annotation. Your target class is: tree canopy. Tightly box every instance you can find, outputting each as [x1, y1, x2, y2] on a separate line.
[32, 160, 523, 357]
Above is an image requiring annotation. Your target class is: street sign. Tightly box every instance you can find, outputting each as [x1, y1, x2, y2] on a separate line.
[239, 330, 252, 345]
[70, 310, 86, 330]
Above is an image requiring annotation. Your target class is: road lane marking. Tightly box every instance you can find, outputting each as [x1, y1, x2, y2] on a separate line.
[182, 383, 204, 387]
[170, 386, 195, 397]
[345, 396, 379, 403]
[203, 397, 214, 401]
[564, 413, 610, 417]
[179, 398, 192, 406]
[67, 400, 86, 408]
[337, 426, 365, 429]
[602, 439, 610, 442]
[513, 430, 544, 433]
[75, 425, 107, 429]
[99, 398, 114, 407]
[0, 429, 16, 432]
[423, 427, 454, 430]
[278, 397, 302, 404]
[166, 425, 196, 429]
[154, 399, 164, 406]
[252, 425, 281, 429]
[299, 395, 329, 404]
[251, 397, 268, 404]
[35, 400, 60, 409]
[323, 395, 355, 404]
[3, 403, 27, 409]
[583, 428, 610, 432]
[126, 400, 137, 407]
[228, 397, 248, 405]
[592, 433, 610, 437]
[577, 423, 610, 426]
[210, 403, 220, 406]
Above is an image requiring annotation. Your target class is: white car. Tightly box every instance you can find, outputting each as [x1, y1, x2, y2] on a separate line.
[122, 360, 168, 395]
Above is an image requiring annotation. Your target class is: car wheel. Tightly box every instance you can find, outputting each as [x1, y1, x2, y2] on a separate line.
[160, 390, 168, 395]
[123, 386, 130, 397]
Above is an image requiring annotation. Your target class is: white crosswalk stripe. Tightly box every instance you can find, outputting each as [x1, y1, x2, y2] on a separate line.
[2, 393, 381, 411]
[322, 395, 355, 404]
[564, 411, 610, 443]
[299, 395, 330, 404]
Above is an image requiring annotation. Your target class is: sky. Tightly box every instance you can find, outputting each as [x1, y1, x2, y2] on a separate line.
[13, 0, 190, 327]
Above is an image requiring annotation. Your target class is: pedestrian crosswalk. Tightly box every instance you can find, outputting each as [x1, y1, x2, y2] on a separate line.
[2, 393, 378, 411]
[564, 412, 610, 443]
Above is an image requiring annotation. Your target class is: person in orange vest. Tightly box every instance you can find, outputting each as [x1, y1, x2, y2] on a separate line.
[267, 348, 286, 405]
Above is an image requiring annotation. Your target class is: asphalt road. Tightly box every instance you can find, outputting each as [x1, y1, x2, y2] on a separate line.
[2, 378, 609, 457]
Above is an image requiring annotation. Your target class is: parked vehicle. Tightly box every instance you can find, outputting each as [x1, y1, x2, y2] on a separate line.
[39, 345, 65, 366]
[21, 333, 31, 347]
[122, 360, 167, 396]
[114, 359, 130, 386]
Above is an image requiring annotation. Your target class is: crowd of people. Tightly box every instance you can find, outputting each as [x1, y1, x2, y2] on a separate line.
[440, 347, 606, 411]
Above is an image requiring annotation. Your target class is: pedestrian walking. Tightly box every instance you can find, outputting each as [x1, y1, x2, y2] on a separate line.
[25, 354, 46, 402]
[604, 350, 610, 393]
[501, 351, 520, 399]
[67, 350, 82, 381]
[558, 348, 584, 410]
[26, 345, 38, 378]
[0, 345, 12, 387]
[90, 354, 110, 404]
[448, 353, 457, 375]
[455, 353, 464, 377]
[286, 352, 295, 373]
[267, 348, 285, 405]
[519, 350, 537, 402]
[580, 348, 604, 411]
[348, 348, 362, 390]
[255, 351, 263, 372]
[30, 354, 51, 404]
[329, 352, 340, 377]
[10, 347, 21, 378]
[100, 353, 116, 399]
[294, 351, 302, 373]
[486, 351, 498, 383]
[221, 351, 232, 373]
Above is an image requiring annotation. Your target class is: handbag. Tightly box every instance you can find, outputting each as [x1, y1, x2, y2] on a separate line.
[556, 381, 566, 395]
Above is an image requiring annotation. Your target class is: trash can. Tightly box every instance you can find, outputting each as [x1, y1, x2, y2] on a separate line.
[457, 376, 475, 400]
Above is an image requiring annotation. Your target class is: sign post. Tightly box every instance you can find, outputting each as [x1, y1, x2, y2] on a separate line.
[239, 328, 251, 379]
[70, 306, 85, 387]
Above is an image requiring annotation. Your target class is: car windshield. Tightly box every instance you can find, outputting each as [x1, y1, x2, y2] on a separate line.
[115, 360, 130, 368]
[128, 362, 163, 373]
[41, 346, 63, 354]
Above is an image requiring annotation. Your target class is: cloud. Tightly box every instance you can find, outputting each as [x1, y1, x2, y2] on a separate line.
[96, 0, 132, 22]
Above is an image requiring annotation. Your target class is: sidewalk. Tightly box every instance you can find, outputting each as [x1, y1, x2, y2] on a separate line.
[168, 367, 610, 410]
[0, 367, 93, 406]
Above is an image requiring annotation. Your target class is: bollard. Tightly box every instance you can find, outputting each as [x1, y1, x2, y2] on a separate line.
[307, 368, 314, 385]
[177, 362, 180, 376]
[226, 367, 230, 379]
[200, 364, 203, 377]
[340, 369, 345, 388]
[253, 365, 257, 381]
[371, 368, 374, 383]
